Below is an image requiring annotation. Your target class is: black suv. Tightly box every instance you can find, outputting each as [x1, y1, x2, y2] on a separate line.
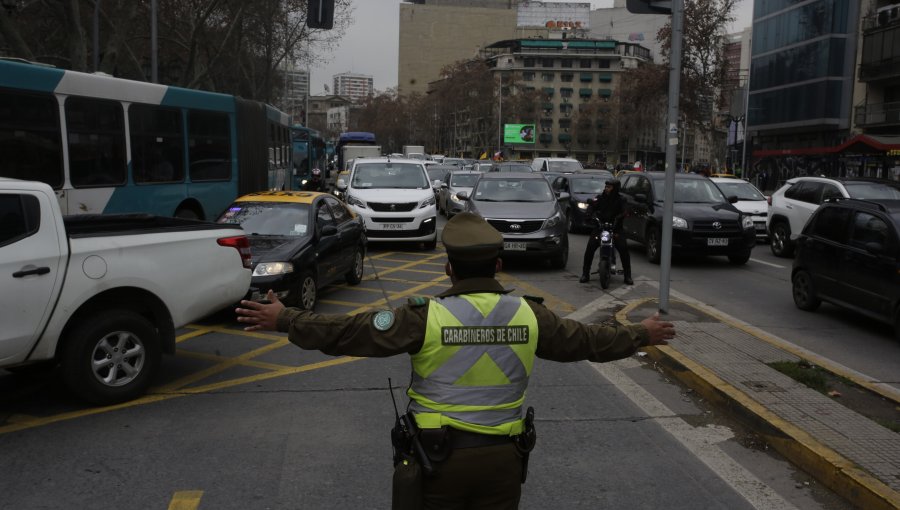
[791, 199, 900, 338]
[618, 172, 756, 264]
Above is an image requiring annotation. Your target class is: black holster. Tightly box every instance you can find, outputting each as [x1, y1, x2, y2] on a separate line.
[515, 407, 537, 483]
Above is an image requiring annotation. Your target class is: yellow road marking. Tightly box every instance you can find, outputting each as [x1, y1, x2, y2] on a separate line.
[175, 328, 214, 343]
[496, 273, 576, 314]
[168, 491, 203, 510]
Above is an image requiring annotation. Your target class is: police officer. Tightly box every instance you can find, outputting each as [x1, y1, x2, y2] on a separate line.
[236, 212, 675, 510]
[580, 179, 633, 285]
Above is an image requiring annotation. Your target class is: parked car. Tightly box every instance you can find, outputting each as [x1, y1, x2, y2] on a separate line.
[458, 172, 570, 268]
[767, 176, 900, 257]
[791, 198, 900, 339]
[336, 157, 438, 250]
[548, 173, 611, 233]
[438, 170, 480, 218]
[711, 177, 769, 242]
[1, 178, 252, 405]
[471, 161, 495, 173]
[217, 191, 366, 310]
[531, 157, 584, 173]
[618, 172, 756, 264]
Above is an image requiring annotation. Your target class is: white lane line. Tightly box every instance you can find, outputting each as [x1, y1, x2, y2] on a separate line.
[750, 257, 786, 268]
[591, 360, 800, 510]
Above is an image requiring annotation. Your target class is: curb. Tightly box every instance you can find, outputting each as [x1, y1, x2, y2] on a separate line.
[618, 297, 900, 510]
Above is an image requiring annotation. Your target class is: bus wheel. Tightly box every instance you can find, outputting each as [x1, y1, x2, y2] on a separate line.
[174, 207, 201, 220]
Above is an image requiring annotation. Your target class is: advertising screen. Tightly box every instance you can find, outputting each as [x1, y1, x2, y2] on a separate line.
[504, 124, 536, 144]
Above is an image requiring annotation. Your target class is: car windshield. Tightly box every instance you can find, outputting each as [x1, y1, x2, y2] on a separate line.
[844, 182, 900, 199]
[653, 179, 727, 203]
[450, 174, 478, 187]
[715, 181, 765, 201]
[474, 178, 554, 202]
[427, 168, 446, 182]
[217, 202, 310, 237]
[548, 160, 583, 172]
[351, 162, 429, 189]
[570, 178, 606, 194]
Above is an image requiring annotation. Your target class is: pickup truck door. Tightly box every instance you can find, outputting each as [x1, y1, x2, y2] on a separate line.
[0, 189, 65, 363]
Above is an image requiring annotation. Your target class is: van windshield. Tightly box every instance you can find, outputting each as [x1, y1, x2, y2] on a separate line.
[351, 163, 429, 189]
[547, 160, 583, 172]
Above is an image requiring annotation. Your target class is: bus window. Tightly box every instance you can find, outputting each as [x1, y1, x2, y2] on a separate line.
[0, 90, 63, 188]
[129, 104, 185, 184]
[65, 96, 127, 188]
[188, 110, 231, 181]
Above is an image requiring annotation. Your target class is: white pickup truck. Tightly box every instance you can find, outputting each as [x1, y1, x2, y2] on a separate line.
[0, 179, 252, 405]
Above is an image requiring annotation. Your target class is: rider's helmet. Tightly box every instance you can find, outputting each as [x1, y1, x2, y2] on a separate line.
[605, 179, 621, 194]
[311, 167, 322, 178]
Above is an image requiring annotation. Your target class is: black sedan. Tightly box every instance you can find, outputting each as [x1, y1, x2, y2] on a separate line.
[218, 191, 366, 310]
[548, 173, 614, 233]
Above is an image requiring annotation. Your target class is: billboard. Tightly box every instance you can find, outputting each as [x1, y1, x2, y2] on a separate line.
[517, 1, 591, 30]
[504, 124, 536, 144]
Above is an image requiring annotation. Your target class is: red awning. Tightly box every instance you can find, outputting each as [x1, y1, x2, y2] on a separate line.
[752, 134, 900, 157]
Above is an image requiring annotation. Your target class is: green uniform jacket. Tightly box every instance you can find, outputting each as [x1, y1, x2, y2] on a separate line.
[275, 277, 650, 362]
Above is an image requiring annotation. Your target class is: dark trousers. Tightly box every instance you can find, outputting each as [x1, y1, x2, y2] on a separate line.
[582, 233, 631, 277]
[422, 443, 523, 510]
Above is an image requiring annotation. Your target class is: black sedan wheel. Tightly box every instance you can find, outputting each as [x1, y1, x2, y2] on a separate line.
[792, 270, 821, 311]
[345, 246, 365, 285]
[289, 272, 318, 310]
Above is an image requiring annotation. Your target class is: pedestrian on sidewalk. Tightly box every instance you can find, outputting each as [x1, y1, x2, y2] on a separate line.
[236, 212, 675, 510]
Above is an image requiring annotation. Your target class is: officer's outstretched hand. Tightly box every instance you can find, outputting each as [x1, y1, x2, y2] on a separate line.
[236, 290, 285, 332]
[641, 312, 675, 346]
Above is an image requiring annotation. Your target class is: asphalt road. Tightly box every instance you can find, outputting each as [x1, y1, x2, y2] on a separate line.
[1, 214, 884, 509]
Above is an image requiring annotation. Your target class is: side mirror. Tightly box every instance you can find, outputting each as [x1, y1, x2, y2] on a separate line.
[728, 195, 739, 204]
[457, 191, 470, 201]
[441, 182, 448, 189]
[558, 192, 570, 201]
[634, 193, 647, 203]
[864, 241, 884, 254]
[321, 224, 338, 237]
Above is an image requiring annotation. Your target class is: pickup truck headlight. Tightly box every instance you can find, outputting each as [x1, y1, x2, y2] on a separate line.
[346, 194, 366, 208]
[742, 215, 754, 229]
[253, 262, 294, 276]
[672, 216, 688, 229]
[420, 195, 436, 208]
[544, 211, 563, 229]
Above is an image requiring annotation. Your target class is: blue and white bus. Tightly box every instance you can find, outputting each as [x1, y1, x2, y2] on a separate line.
[0, 58, 292, 219]
[291, 125, 326, 188]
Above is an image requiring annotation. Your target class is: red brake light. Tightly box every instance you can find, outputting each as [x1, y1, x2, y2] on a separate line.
[218, 235, 252, 269]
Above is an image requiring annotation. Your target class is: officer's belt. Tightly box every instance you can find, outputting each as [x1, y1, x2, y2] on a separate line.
[448, 428, 515, 449]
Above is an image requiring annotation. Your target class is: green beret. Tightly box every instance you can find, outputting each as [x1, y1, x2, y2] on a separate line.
[442, 212, 503, 260]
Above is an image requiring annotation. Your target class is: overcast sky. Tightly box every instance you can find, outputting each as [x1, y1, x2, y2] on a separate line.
[309, 0, 754, 95]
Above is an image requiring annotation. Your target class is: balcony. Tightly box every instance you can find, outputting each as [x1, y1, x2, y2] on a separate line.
[854, 101, 900, 128]
[859, 55, 900, 81]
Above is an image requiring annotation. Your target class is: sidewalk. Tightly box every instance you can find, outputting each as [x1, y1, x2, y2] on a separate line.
[580, 282, 900, 510]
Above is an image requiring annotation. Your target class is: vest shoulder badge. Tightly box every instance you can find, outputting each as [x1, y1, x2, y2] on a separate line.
[407, 296, 428, 307]
[373, 310, 395, 331]
[523, 295, 545, 305]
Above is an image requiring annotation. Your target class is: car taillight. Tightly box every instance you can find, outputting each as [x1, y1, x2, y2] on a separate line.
[767, 195, 772, 206]
[218, 235, 252, 269]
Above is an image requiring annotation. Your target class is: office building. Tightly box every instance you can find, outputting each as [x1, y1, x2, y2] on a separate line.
[333, 72, 374, 103]
[281, 66, 309, 123]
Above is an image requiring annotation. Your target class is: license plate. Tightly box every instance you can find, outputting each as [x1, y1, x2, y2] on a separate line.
[381, 223, 404, 230]
[503, 241, 527, 251]
[707, 238, 728, 246]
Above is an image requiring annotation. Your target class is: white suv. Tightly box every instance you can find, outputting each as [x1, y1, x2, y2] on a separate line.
[766, 176, 900, 257]
[531, 157, 584, 173]
[338, 157, 438, 249]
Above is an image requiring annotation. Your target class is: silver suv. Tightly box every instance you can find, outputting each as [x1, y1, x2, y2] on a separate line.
[766, 176, 900, 257]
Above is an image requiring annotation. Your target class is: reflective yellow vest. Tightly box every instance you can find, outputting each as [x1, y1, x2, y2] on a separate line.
[408, 293, 538, 436]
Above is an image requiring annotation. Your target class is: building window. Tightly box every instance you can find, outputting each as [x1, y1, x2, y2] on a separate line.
[560, 88, 573, 98]
[523, 58, 535, 67]
[541, 73, 554, 82]
[522, 71, 535, 81]
[579, 59, 592, 69]
[598, 60, 610, 69]
[542, 58, 554, 68]
[561, 73, 574, 82]
[560, 59, 573, 68]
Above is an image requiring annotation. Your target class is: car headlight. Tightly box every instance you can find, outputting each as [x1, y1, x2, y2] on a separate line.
[346, 194, 366, 208]
[253, 262, 294, 276]
[577, 202, 589, 210]
[672, 216, 688, 229]
[301, 179, 309, 185]
[544, 211, 563, 228]
[450, 193, 462, 203]
[420, 195, 436, 208]
[742, 215, 754, 229]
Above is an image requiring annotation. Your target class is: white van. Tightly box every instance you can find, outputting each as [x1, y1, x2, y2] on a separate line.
[338, 157, 438, 249]
[531, 157, 584, 173]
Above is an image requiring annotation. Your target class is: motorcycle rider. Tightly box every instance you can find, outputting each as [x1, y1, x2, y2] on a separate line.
[302, 167, 325, 192]
[580, 179, 633, 285]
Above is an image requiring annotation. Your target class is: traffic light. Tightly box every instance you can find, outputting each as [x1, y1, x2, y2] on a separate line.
[625, 0, 673, 14]
[307, 0, 334, 29]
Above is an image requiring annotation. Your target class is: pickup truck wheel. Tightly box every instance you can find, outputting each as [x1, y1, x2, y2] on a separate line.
[770, 222, 794, 258]
[345, 246, 365, 285]
[288, 272, 318, 310]
[646, 228, 661, 264]
[792, 270, 821, 311]
[61, 310, 160, 405]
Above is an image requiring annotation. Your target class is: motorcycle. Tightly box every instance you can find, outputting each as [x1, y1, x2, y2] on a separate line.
[592, 219, 618, 289]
